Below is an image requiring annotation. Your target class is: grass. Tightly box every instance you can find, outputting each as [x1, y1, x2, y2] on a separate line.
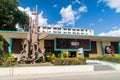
[0, 62, 54, 67]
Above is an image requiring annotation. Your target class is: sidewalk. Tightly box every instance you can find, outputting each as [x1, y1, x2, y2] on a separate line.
[1, 70, 120, 80]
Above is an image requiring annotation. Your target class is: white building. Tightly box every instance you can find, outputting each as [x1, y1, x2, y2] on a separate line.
[39, 26, 94, 35]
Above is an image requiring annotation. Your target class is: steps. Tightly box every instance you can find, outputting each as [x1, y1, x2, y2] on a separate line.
[87, 61, 115, 71]
[94, 64, 115, 71]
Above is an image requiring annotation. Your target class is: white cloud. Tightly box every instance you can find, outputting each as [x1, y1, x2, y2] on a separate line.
[18, 6, 24, 11]
[18, 6, 48, 26]
[97, 0, 103, 4]
[99, 29, 120, 36]
[112, 26, 119, 30]
[72, 0, 81, 5]
[53, 4, 58, 8]
[58, 4, 88, 27]
[58, 5, 76, 26]
[38, 11, 48, 26]
[78, 5, 87, 13]
[102, 0, 120, 13]
[18, 4, 88, 28]
[75, 15, 80, 20]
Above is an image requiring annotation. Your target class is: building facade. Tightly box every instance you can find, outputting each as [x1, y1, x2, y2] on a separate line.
[39, 26, 94, 35]
[0, 30, 120, 58]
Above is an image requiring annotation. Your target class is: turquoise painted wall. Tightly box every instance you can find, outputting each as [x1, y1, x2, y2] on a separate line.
[9, 38, 13, 54]
[100, 41, 104, 55]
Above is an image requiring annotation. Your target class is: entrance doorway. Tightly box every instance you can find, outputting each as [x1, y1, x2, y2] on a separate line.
[69, 51, 76, 58]
[84, 51, 89, 57]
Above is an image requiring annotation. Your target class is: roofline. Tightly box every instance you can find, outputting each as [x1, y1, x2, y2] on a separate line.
[0, 30, 120, 38]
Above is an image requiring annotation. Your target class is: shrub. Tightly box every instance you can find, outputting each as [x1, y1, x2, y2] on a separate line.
[53, 58, 86, 65]
[0, 53, 16, 66]
[62, 51, 69, 58]
[6, 56, 15, 66]
[45, 53, 55, 62]
[88, 55, 120, 63]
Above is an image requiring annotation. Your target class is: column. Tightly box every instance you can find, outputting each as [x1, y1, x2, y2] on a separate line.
[118, 42, 120, 54]
[100, 41, 104, 55]
[9, 38, 13, 54]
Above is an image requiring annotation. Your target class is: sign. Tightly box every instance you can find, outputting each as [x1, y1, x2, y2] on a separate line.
[71, 42, 79, 46]
[78, 48, 83, 54]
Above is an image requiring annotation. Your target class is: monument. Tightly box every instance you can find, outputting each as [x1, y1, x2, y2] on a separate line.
[20, 5, 48, 63]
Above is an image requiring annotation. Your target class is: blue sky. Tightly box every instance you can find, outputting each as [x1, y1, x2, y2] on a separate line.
[18, 0, 120, 36]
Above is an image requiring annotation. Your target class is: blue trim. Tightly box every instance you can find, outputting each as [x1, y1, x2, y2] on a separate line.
[0, 30, 28, 34]
[100, 41, 104, 55]
[54, 38, 91, 51]
[60, 51, 62, 58]
[82, 51, 84, 58]
[9, 38, 13, 54]
[118, 42, 120, 54]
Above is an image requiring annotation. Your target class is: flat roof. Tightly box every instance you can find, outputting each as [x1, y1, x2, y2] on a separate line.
[0, 31, 120, 43]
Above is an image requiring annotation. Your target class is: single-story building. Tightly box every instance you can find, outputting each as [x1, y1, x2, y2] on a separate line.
[0, 30, 120, 58]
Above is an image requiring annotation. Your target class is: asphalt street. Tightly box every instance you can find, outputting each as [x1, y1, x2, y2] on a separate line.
[1, 70, 120, 80]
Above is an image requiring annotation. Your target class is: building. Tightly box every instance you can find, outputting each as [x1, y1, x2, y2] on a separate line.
[39, 26, 94, 35]
[0, 30, 120, 58]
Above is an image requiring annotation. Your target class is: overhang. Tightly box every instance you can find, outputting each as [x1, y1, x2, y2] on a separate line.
[44, 33, 120, 42]
[0, 31, 120, 44]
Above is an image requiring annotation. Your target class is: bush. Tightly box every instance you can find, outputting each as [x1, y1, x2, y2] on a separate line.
[45, 53, 55, 62]
[0, 53, 16, 66]
[62, 51, 69, 58]
[53, 58, 86, 65]
[6, 56, 15, 66]
[88, 55, 120, 63]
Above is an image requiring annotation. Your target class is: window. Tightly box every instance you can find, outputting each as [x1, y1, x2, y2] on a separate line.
[72, 29, 75, 31]
[54, 28, 57, 30]
[68, 29, 71, 30]
[58, 28, 61, 30]
[63, 28, 67, 30]
[81, 29, 84, 31]
[68, 32, 71, 34]
[77, 29, 79, 31]
[43, 27, 46, 29]
[73, 32, 76, 34]
[47, 27, 51, 29]
[90, 41, 97, 53]
[111, 42, 119, 54]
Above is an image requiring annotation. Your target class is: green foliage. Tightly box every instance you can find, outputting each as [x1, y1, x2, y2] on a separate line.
[53, 58, 86, 65]
[6, 55, 15, 66]
[88, 55, 120, 63]
[0, 35, 4, 50]
[0, 53, 16, 66]
[0, 34, 4, 42]
[45, 53, 55, 62]
[62, 51, 69, 58]
[0, 0, 29, 30]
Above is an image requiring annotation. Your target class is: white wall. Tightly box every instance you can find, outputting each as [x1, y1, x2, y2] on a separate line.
[0, 65, 94, 76]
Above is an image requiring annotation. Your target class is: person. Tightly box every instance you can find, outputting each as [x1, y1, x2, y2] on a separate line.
[105, 46, 112, 55]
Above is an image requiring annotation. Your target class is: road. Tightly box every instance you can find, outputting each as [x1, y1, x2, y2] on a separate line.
[1, 70, 120, 80]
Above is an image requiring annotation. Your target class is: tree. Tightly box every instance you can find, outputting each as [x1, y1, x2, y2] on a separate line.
[0, 0, 29, 31]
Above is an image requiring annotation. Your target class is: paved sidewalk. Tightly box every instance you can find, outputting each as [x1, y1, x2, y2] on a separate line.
[1, 71, 120, 80]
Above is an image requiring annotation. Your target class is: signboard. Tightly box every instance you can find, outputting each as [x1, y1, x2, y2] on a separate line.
[77, 48, 84, 58]
[78, 48, 83, 54]
[71, 42, 79, 46]
[56, 38, 90, 49]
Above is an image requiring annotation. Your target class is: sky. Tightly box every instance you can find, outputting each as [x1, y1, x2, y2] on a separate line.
[18, 0, 120, 36]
